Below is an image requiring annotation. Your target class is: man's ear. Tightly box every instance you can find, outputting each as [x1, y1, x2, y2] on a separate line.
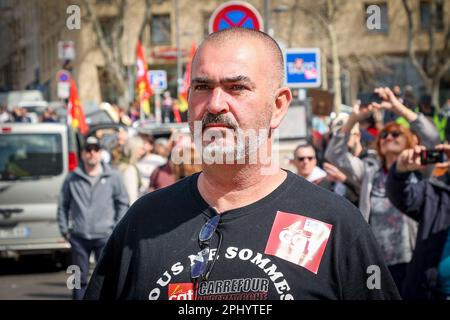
[270, 87, 292, 130]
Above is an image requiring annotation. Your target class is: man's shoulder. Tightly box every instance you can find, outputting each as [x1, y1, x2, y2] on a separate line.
[286, 173, 366, 227]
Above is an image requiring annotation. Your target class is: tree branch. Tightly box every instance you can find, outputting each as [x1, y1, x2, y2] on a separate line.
[295, 3, 330, 31]
[111, 0, 126, 73]
[82, 0, 127, 93]
[436, 54, 450, 80]
[402, 0, 431, 89]
[288, 0, 300, 47]
[138, 0, 153, 43]
[443, 17, 450, 56]
[427, 0, 437, 75]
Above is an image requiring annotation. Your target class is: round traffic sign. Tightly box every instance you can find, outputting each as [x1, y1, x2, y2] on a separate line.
[209, 1, 263, 34]
[57, 70, 71, 82]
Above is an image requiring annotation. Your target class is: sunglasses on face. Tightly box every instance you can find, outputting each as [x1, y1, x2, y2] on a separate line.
[296, 156, 315, 162]
[191, 214, 222, 285]
[379, 131, 402, 139]
[85, 145, 100, 153]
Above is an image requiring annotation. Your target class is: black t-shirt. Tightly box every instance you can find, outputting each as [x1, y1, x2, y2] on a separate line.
[85, 171, 400, 300]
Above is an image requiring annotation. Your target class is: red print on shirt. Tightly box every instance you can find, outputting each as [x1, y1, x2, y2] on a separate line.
[265, 211, 332, 274]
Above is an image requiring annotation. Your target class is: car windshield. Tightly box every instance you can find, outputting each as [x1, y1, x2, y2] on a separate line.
[0, 134, 63, 181]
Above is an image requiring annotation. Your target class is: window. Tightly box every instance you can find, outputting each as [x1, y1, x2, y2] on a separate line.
[420, 1, 444, 31]
[151, 14, 171, 45]
[97, 66, 120, 104]
[99, 17, 118, 49]
[365, 3, 389, 33]
[0, 134, 63, 180]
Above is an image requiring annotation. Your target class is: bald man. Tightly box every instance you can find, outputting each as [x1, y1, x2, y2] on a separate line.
[85, 28, 400, 300]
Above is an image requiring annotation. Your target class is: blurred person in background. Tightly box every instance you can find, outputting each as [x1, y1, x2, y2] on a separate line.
[128, 101, 140, 123]
[442, 98, 450, 116]
[402, 85, 417, 110]
[112, 103, 132, 126]
[118, 135, 146, 205]
[415, 94, 448, 143]
[111, 127, 129, 167]
[153, 137, 170, 159]
[149, 132, 201, 191]
[321, 162, 360, 207]
[386, 144, 450, 300]
[12, 107, 31, 123]
[292, 140, 359, 206]
[0, 105, 11, 123]
[325, 87, 440, 293]
[136, 133, 167, 196]
[443, 98, 450, 143]
[162, 91, 174, 123]
[57, 136, 129, 299]
[41, 107, 58, 123]
[292, 143, 326, 184]
[383, 85, 403, 124]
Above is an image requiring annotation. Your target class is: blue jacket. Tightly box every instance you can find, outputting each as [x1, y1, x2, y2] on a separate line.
[57, 163, 129, 240]
[386, 166, 450, 299]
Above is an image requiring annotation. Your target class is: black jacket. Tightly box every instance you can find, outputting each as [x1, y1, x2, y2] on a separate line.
[386, 165, 450, 299]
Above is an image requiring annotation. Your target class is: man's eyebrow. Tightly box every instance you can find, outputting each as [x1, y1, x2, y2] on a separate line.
[191, 76, 255, 88]
[191, 77, 213, 84]
[220, 75, 254, 87]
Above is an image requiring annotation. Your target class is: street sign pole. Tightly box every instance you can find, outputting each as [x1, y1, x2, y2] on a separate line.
[148, 70, 168, 124]
[154, 90, 162, 124]
[140, 101, 145, 121]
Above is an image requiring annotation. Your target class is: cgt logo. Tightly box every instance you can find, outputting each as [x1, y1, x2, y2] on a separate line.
[265, 211, 332, 274]
[168, 283, 194, 300]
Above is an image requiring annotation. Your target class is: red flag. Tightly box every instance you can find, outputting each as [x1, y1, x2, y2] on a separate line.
[67, 78, 88, 135]
[136, 41, 153, 116]
[178, 43, 196, 113]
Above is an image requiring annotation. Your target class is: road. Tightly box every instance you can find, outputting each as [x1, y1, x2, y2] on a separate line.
[0, 255, 71, 300]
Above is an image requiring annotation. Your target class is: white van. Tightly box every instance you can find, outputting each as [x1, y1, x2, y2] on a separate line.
[0, 123, 80, 262]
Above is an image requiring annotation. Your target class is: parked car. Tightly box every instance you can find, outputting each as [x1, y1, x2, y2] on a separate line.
[0, 122, 81, 264]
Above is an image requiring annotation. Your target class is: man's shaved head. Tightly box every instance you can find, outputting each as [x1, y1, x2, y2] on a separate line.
[192, 27, 285, 88]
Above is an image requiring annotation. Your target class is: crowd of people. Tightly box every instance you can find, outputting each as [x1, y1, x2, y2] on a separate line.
[295, 86, 450, 300]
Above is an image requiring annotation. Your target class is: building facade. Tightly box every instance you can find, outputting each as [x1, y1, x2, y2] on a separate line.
[1, 0, 449, 109]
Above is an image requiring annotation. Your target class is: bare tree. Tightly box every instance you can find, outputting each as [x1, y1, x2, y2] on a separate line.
[82, 0, 153, 103]
[289, 0, 343, 113]
[402, 0, 450, 109]
[138, 0, 153, 42]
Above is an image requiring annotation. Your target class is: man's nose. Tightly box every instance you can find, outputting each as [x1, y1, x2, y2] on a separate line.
[207, 87, 229, 115]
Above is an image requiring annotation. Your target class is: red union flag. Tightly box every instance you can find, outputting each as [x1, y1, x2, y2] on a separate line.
[136, 40, 153, 116]
[67, 78, 88, 135]
[265, 211, 332, 274]
[168, 283, 194, 300]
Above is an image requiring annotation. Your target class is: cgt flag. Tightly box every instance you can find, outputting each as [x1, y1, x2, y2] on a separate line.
[178, 43, 196, 114]
[136, 41, 153, 116]
[67, 78, 88, 135]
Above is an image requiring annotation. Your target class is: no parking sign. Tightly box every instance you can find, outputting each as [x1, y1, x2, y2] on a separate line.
[209, 1, 263, 34]
[56, 70, 71, 99]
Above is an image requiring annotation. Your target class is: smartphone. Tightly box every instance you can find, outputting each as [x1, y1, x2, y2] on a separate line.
[420, 149, 447, 165]
[357, 92, 383, 106]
